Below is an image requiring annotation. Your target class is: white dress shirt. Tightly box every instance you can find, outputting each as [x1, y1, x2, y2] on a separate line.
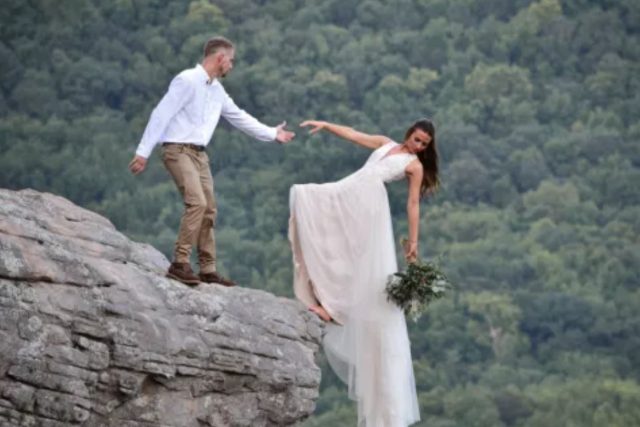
[135, 64, 277, 158]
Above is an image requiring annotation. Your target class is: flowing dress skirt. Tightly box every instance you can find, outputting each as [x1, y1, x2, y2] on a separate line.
[289, 168, 420, 427]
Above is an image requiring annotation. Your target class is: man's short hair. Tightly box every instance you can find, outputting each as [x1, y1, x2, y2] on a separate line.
[203, 36, 234, 57]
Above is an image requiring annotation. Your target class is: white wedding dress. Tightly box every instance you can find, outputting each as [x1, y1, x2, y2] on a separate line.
[289, 141, 420, 427]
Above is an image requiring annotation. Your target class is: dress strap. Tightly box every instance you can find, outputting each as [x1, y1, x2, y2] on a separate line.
[379, 140, 397, 153]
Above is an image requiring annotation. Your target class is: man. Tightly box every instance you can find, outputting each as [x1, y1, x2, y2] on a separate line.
[129, 36, 294, 287]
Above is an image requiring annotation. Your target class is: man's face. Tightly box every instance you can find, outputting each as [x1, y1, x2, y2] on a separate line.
[218, 48, 235, 77]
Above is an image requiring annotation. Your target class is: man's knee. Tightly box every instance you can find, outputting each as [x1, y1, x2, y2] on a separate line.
[185, 195, 207, 213]
[205, 204, 217, 217]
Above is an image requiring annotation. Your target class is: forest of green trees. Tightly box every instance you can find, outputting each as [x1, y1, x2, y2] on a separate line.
[1, 0, 639, 425]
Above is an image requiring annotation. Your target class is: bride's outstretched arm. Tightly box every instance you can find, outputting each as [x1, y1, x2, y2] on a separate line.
[300, 120, 389, 150]
[405, 160, 424, 262]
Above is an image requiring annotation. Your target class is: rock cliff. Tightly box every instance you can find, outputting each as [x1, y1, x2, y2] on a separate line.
[0, 189, 322, 427]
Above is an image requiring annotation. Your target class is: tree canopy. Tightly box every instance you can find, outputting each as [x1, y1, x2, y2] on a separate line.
[1, 0, 639, 425]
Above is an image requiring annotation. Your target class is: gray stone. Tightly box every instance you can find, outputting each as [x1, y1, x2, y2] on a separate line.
[0, 188, 323, 426]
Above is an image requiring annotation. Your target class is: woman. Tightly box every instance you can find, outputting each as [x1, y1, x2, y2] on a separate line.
[289, 118, 439, 426]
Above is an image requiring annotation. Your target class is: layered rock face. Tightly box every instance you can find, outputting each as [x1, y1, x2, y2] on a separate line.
[0, 189, 322, 427]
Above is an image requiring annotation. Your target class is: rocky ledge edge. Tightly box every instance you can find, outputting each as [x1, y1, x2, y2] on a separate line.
[0, 188, 323, 427]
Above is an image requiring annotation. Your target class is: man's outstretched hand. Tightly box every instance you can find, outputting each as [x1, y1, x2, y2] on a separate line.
[128, 155, 147, 175]
[275, 121, 295, 144]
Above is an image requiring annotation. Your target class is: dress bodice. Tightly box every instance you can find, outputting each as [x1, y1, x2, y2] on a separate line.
[363, 141, 417, 183]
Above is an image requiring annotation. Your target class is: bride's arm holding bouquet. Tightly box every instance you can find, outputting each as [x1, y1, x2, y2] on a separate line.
[405, 160, 424, 263]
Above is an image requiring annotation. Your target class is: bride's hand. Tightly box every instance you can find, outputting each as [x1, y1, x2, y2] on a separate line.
[300, 120, 326, 134]
[404, 240, 418, 263]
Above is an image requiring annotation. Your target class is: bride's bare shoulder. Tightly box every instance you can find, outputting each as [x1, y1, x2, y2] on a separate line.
[405, 158, 424, 175]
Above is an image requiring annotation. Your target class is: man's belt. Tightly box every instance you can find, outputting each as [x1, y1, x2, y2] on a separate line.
[162, 142, 205, 152]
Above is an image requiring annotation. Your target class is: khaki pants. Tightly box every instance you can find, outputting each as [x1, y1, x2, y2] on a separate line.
[161, 144, 217, 273]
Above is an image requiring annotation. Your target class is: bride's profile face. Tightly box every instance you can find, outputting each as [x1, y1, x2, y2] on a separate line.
[405, 129, 432, 154]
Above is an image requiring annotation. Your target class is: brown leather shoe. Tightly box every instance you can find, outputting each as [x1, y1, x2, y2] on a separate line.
[199, 272, 237, 287]
[166, 262, 200, 286]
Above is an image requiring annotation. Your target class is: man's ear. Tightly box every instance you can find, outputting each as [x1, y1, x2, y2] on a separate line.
[211, 52, 219, 64]
[218, 50, 229, 62]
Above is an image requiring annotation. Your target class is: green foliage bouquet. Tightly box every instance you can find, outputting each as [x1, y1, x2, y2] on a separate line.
[385, 258, 451, 321]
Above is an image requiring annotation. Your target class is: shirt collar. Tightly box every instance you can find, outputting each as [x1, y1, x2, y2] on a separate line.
[196, 63, 217, 86]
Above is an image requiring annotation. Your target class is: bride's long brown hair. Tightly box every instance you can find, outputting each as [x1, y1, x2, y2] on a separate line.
[404, 119, 440, 198]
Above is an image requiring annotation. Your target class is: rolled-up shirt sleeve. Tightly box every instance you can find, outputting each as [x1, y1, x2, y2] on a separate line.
[221, 91, 277, 142]
[135, 75, 194, 158]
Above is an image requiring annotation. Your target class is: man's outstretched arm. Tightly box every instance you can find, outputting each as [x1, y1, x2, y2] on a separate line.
[221, 92, 294, 144]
